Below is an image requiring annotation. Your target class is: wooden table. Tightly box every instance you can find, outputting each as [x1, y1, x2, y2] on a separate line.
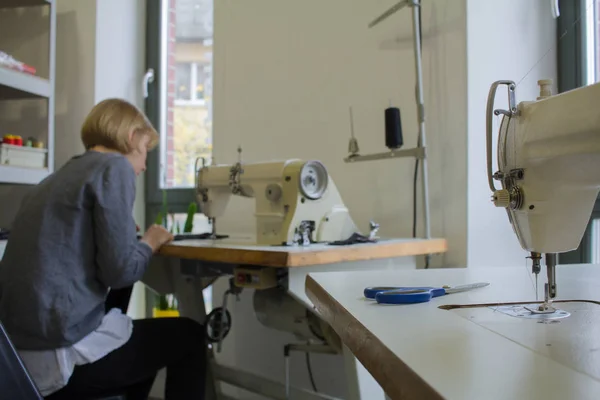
[149, 235, 447, 400]
[158, 236, 447, 267]
[306, 265, 600, 400]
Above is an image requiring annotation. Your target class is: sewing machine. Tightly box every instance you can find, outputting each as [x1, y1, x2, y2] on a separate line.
[142, 154, 447, 400]
[486, 78, 600, 312]
[196, 152, 367, 245]
[300, 80, 600, 400]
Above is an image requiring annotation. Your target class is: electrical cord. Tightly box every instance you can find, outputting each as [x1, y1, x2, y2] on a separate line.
[412, 1, 422, 234]
[306, 352, 318, 392]
[412, 0, 429, 269]
[305, 312, 323, 392]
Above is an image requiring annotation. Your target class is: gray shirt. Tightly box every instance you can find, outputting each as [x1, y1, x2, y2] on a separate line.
[0, 150, 153, 350]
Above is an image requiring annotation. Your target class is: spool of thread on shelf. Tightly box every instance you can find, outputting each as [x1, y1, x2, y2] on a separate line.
[385, 107, 403, 149]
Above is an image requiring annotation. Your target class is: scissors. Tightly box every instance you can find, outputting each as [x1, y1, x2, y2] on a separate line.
[363, 282, 490, 304]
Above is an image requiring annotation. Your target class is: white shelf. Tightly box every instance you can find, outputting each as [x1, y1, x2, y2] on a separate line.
[0, 67, 51, 99]
[0, 165, 49, 185]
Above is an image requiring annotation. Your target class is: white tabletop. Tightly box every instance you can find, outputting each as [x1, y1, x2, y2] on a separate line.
[306, 265, 600, 400]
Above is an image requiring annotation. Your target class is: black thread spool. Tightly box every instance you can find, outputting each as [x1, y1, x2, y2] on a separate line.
[385, 107, 403, 150]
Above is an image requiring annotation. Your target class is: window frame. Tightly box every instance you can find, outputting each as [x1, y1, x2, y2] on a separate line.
[144, 0, 204, 227]
[557, 0, 600, 264]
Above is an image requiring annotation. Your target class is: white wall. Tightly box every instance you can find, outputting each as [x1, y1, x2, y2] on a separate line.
[466, 0, 558, 267]
[56, 0, 148, 318]
[94, 0, 148, 318]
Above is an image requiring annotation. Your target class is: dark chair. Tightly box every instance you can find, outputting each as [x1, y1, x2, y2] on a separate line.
[0, 319, 127, 400]
[0, 318, 43, 399]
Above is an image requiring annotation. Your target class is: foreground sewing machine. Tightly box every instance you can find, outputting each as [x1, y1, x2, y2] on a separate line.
[486, 79, 600, 313]
[142, 155, 447, 400]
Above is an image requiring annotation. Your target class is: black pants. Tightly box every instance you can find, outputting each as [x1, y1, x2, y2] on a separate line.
[45, 287, 207, 400]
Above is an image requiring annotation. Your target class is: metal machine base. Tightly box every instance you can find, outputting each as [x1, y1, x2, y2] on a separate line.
[142, 256, 345, 400]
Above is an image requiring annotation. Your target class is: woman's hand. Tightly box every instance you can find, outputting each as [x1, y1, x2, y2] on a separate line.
[141, 224, 174, 252]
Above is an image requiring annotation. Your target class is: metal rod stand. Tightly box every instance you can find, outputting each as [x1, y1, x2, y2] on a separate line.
[352, 0, 432, 266]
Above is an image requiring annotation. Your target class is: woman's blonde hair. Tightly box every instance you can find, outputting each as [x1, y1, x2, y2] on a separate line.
[81, 98, 159, 154]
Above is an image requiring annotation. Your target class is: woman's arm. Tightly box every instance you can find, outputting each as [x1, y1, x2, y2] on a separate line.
[92, 156, 153, 289]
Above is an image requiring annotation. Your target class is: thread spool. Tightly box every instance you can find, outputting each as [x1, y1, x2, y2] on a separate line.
[537, 79, 553, 100]
[385, 107, 403, 149]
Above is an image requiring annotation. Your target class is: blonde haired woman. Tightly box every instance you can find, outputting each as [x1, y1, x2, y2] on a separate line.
[0, 99, 206, 399]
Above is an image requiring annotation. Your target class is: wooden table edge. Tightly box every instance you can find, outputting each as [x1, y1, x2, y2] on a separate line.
[286, 237, 447, 267]
[158, 238, 448, 268]
[157, 245, 290, 267]
[305, 274, 444, 400]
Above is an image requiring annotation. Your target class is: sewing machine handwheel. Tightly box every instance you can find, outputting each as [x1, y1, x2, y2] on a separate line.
[205, 307, 232, 343]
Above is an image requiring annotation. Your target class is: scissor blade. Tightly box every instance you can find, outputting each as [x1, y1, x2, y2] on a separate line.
[444, 282, 490, 294]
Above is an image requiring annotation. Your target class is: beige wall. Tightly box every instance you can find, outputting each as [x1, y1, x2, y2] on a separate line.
[213, 0, 468, 269]
[211, 0, 467, 397]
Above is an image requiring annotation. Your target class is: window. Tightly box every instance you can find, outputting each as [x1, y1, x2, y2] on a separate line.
[145, 0, 214, 209]
[144, 0, 214, 315]
[175, 61, 212, 105]
[557, 0, 600, 263]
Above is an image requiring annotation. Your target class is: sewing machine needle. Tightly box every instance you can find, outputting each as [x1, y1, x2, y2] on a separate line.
[535, 274, 538, 301]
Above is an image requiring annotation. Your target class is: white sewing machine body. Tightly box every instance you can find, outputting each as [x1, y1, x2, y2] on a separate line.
[197, 158, 359, 245]
[492, 81, 600, 253]
[488, 79, 600, 306]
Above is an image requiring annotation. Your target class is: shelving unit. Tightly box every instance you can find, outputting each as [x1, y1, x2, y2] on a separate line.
[0, 0, 55, 185]
[0, 0, 52, 9]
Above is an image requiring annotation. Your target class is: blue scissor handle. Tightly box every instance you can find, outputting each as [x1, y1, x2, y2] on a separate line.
[364, 286, 403, 299]
[374, 287, 447, 304]
[364, 286, 438, 299]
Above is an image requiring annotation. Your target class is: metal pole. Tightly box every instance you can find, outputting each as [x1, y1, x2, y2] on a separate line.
[410, 1, 431, 246]
[285, 350, 290, 400]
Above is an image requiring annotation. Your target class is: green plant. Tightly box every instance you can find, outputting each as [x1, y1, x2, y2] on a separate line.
[184, 202, 197, 233]
[152, 197, 200, 315]
[153, 189, 169, 228]
[154, 190, 177, 312]
[155, 293, 178, 311]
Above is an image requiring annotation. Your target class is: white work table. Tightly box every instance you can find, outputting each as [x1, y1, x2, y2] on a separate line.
[305, 265, 600, 400]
